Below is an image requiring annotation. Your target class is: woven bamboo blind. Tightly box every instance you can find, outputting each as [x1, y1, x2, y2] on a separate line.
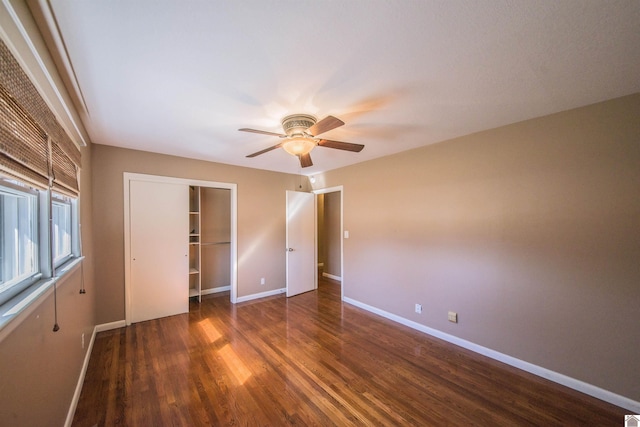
[0, 38, 81, 195]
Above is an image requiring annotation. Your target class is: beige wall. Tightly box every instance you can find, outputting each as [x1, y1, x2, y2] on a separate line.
[91, 144, 305, 323]
[0, 144, 96, 426]
[314, 94, 640, 401]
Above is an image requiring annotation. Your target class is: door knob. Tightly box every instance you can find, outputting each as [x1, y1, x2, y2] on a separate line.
[287, 248, 294, 252]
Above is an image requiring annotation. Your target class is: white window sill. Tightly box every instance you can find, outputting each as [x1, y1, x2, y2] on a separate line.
[0, 257, 85, 343]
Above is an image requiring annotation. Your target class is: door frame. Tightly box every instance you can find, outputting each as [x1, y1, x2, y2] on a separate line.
[124, 173, 238, 325]
[313, 185, 344, 301]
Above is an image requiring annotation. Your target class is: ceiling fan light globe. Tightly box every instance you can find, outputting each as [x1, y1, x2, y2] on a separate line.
[282, 137, 315, 156]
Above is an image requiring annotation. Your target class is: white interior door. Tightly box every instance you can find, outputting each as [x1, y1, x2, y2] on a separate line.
[286, 190, 316, 297]
[129, 180, 189, 323]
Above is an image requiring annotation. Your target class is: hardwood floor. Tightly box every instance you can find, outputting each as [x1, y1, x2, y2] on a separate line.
[73, 277, 627, 426]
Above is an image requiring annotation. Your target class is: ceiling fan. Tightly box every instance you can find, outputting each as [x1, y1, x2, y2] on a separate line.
[239, 114, 364, 168]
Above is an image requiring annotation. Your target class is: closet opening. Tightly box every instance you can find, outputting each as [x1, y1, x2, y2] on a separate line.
[189, 186, 232, 304]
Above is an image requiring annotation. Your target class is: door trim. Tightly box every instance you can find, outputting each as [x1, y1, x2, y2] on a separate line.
[313, 185, 344, 301]
[124, 173, 238, 325]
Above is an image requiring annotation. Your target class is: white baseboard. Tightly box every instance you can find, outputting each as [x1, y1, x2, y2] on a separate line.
[95, 320, 126, 332]
[64, 326, 96, 427]
[322, 272, 342, 282]
[65, 320, 127, 426]
[236, 288, 285, 303]
[343, 296, 640, 413]
[64, 320, 127, 427]
[201, 286, 230, 296]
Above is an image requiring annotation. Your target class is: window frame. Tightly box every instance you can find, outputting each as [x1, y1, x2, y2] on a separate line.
[0, 178, 41, 306]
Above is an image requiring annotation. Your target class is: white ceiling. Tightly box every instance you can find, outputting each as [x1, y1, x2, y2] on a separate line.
[39, 0, 640, 175]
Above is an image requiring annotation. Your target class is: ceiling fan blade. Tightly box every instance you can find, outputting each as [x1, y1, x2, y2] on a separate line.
[307, 115, 344, 136]
[317, 139, 365, 152]
[238, 128, 286, 137]
[299, 153, 313, 168]
[246, 142, 284, 158]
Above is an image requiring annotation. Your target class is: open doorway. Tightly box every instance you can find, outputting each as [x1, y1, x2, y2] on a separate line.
[315, 186, 343, 298]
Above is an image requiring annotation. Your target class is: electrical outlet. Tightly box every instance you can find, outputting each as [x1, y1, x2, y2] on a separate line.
[260, 277, 265, 285]
[415, 304, 422, 314]
[448, 311, 458, 323]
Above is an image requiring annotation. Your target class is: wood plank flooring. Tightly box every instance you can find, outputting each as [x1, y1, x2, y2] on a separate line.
[73, 277, 628, 426]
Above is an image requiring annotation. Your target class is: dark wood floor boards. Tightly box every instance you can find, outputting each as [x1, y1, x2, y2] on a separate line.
[329, 301, 592, 426]
[72, 276, 627, 426]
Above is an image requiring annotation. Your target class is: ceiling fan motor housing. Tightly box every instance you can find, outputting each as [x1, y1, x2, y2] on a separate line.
[282, 114, 316, 137]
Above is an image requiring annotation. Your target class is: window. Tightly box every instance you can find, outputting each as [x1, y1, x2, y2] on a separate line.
[51, 193, 72, 267]
[0, 177, 80, 307]
[0, 180, 38, 305]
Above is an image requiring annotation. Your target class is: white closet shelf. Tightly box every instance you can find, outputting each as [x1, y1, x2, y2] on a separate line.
[189, 288, 199, 297]
[201, 241, 231, 246]
[189, 268, 199, 274]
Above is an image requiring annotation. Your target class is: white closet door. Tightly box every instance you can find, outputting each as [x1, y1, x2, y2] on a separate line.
[130, 180, 189, 323]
